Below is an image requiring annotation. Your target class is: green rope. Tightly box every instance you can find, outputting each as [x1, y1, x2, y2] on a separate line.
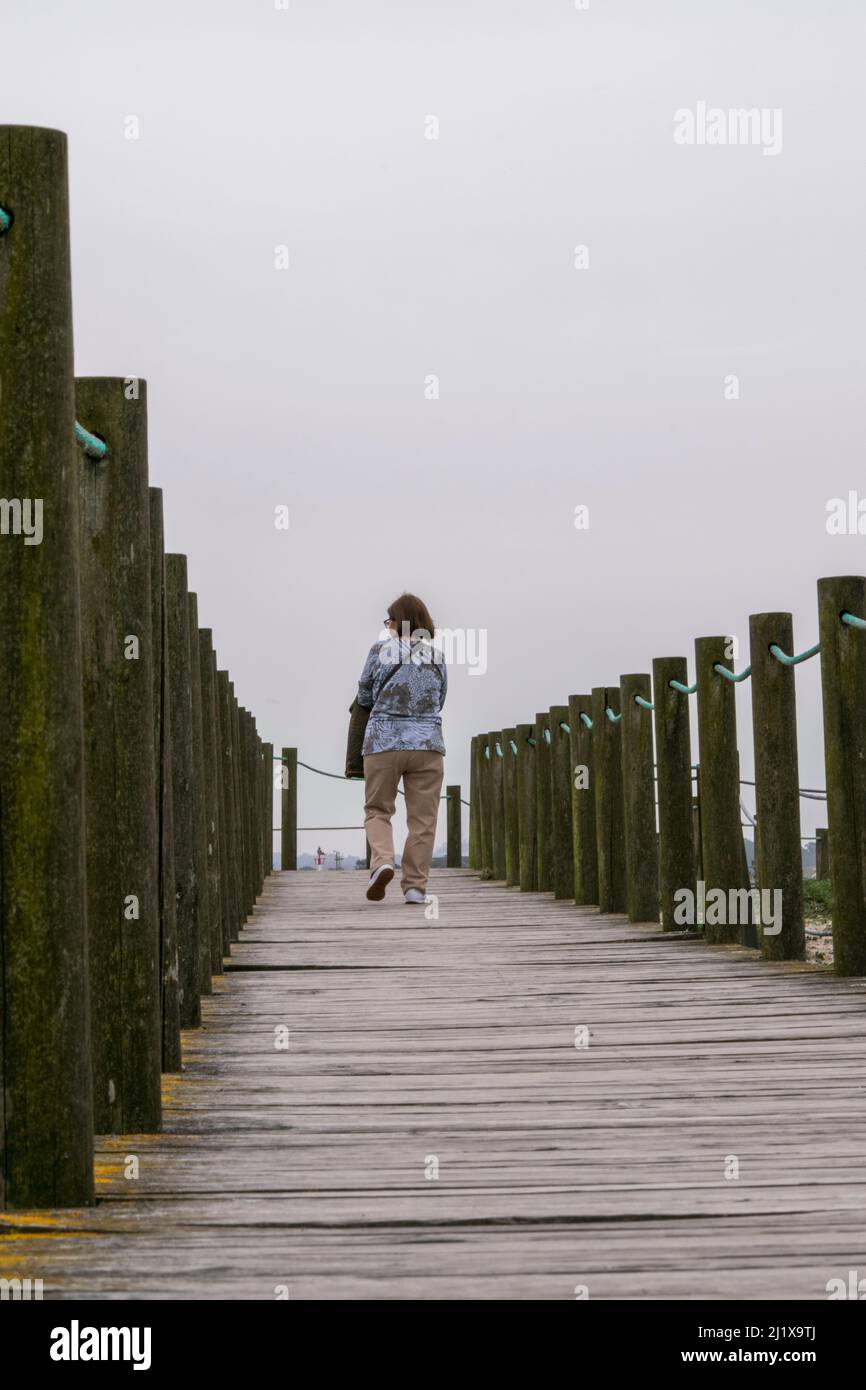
[543, 728, 551, 744]
[0, 205, 11, 234]
[509, 739, 518, 755]
[842, 612, 866, 631]
[484, 746, 490, 760]
[579, 712, 593, 729]
[605, 708, 621, 723]
[75, 421, 108, 460]
[714, 662, 752, 683]
[526, 736, 537, 746]
[495, 741, 503, 758]
[634, 695, 654, 710]
[559, 721, 570, 734]
[769, 641, 820, 666]
[669, 679, 697, 695]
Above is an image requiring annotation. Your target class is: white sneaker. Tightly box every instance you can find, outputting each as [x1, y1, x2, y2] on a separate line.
[403, 888, 430, 905]
[366, 864, 394, 901]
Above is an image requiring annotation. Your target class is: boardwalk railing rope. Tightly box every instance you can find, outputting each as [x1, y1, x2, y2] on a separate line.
[469, 577, 864, 978]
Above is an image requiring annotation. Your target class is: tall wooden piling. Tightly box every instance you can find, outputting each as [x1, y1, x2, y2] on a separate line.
[187, 593, 212, 995]
[515, 723, 538, 891]
[549, 706, 575, 900]
[148, 488, 180, 1069]
[211, 651, 232, 957]
[694, 637, 750, 945]
[652, 658, 695, 929]
[592, 687, 626, 913]
[535, 713, 553, 892]
[468, 738, 481, 870]
[0, 124, 94, 1207]
[75, 376, 161, 1134]
[281, 747, 298, 870]
[619, 674, 659, 923]
[198, 628, 224, 973]
[749, 613, 805, 960]
[488, 732, 506, 879]
[217, 669, 240, 940]
[567, 695, 598, 906]
[501, 730, 520, 886]
[165, 555, 201, 1024]
[446, 785, 462, 867]
[817, 576, 866, 976]
[816, 829, 829, 881]
[477, 737, 492, 873]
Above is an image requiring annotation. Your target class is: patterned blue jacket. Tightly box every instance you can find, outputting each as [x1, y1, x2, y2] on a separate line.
[357, 636, 447, 756]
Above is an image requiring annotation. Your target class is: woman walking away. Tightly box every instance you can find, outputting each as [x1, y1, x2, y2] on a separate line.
[357, 593, 447, 905]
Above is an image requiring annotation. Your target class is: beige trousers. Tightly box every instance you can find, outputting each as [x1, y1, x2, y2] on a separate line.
[363, 750, 445, 891]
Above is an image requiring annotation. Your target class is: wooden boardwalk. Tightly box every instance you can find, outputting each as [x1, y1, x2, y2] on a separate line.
[2, 867, 865, 1300]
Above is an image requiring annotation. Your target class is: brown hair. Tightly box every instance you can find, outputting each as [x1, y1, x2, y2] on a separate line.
[387, 592, 435, 642]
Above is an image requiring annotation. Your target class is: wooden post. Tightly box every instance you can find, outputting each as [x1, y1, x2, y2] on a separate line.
[567, 695, 598, 905]
[515, 723, 538, 891]
[487, 733, 506, 879]
[149, 489, 181, 1070]
[652, 658, 695, 930]
[501, 730, 520, 886]
[477, 736, 493, 874]
[620, 674, 659, 923]
[592, 687, 626, 913]
[264, 742, 274, 876]
[446, 785, 462, 867]
[816, 829, 829, 881]
[468, 738, 480, 869]
[165, 555, 201, 1023]
[749, 613, 805, 960]
[817, 576, 866, 976]
[549, 706, 575, 900]
[75, 376, 161, 1134]
[187, 593, 212, 995]
[0, 125, 94, 1207]
[230, 690, 249, 924]
[211, 651, 232, 958]
[695, 636, 750, 945]
[197, 628, 224, 974]
[281, 747, 298, 870]
[217, 670, 241, 942]
[535, 713, 553, 892]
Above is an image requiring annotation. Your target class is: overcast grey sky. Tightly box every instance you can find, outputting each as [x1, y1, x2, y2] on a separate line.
[6, 0, 863, 857]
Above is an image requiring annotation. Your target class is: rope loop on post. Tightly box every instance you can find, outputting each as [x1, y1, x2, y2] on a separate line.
[495, 741, 503, 758]
[634, 695, 654, 710]
[526, 735, 537, 746]
[0, 205, 12, 234]
[605, 708, 621, 723]
[713, 662, 752, 683]
[769, 641, 820, 666]
[669, 679, 697, 695]
[484, 745, 490, 760]
[509, 739, 518, 755]
[842, 611, 866, 631]
[75, 421, 108, 460]
[559, 721, 570, 734]
[543, 728, 551, 744]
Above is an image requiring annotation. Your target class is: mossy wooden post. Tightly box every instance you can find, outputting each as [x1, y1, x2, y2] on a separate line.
[187, 593, 212, 995]
[251, 721, 263, 895]
[818, 576, 866, 976]
[230, 688, 249, 924]
[620, 675, 659, 923]
[264, 742, 274, 876]
[477, 736, 492, 873]
[816, 829, 829, 881]
[217, 670, 241, 941]
[446, 785, 462, 867]
[592, 687, 626, 913]
[487, 733, 506, 879]
[692, 766, 703, 881]
[197, 628, 223, 974]
[535, 713, 553, 892]
[695, 637, 749, 945]
[211, 651, 232, 957]
[0, 125, 94, 1208]
[501, 730, 520, 886]
[652, 658, 695, 929]
[567, 695, 598, 905]
[468, 738, 480, 869]
[238, 709, 252, 911]
[165, 555, 201, 1024]
[75, 376, 160, 1134]
[515, 723, 538, 890]
[149, 488, 180, 1070]
[749, 612, 805, 960]
[281, 747, 298, 870]
[549, 706, 575, 900]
